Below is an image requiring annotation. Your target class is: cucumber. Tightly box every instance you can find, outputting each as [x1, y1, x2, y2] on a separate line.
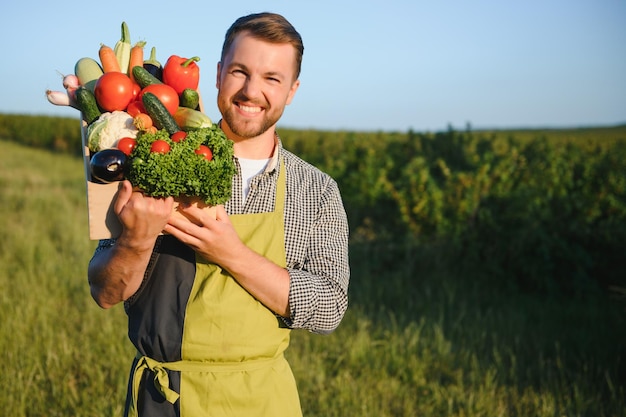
[180, 88, 200, 110]
[75, 86, 101, 124]
[142, 92, 180, 135]
[74, 57, 104, 93]
[132, 65, 163, 89]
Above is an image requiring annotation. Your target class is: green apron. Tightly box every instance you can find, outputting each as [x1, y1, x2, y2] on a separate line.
[127, 159, 302, 416]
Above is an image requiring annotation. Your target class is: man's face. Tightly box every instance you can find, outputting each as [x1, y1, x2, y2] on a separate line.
[216, 32, 300, 140]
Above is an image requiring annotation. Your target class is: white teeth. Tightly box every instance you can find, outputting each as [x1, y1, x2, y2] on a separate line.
[240, 104, 262, 113]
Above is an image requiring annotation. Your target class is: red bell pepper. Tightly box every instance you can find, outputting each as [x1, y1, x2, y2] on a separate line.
[163, 55, 201, 95]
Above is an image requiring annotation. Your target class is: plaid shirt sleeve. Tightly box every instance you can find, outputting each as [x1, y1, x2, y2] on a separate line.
[274, 149, 350, 334]
[283, 172, 350, 334]
[229, 145, 350, 334]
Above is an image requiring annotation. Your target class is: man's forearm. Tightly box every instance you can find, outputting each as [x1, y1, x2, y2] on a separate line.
[221, 245, 291, 318]
[88, 239, 155, 309]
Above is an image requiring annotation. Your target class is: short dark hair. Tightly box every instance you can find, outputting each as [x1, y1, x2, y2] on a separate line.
[221, 12, 304, 78]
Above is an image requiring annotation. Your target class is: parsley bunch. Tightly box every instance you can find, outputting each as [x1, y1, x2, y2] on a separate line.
[126, 124, 236, 205]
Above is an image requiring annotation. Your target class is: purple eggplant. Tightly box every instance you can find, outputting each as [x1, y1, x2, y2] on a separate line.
[90, 148, 127, 183]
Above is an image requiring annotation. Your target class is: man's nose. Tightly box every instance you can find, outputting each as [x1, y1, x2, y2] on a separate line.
[241, 75, 261, 98]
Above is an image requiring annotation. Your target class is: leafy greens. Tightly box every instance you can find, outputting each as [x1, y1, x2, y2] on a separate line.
[126, 124, 236, 205]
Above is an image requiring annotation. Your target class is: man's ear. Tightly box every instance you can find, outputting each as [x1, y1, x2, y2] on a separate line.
[286, 79, 300, 105]
[216, 62, 222, 89]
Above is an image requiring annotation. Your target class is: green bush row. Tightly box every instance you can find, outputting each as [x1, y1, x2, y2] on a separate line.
[281, 125, 626, 295]
[0, 113, 82, 156]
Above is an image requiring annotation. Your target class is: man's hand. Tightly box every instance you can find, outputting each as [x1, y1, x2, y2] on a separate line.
[115, 180, 175, 247]
[164, 205, 291, 317]
[164, 204, 246, 265]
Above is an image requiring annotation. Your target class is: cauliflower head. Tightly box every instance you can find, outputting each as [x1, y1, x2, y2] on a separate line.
[87, 111, 138, 153]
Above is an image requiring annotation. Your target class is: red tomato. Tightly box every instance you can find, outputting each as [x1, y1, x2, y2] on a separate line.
[195, 145, 213, 161]
[117, 137, 137, 156]
[140, 84, 179, 115]
[171, 131, 187, 143]
[131, 82, 141, 100]
[126, 100, 146, 117]
[150, 139, 171, 154]
[94, 72, 135, 112]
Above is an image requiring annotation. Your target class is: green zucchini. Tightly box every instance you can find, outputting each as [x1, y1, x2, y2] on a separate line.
[75, 86, 101, 124]
[74, 57, 103, 92]
[180, 88, 200, 110]
[132, 65, 163, 89]
[142, 92, 180, 135]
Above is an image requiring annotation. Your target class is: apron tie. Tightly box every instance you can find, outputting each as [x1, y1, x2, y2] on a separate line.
[129, 355, 181, 417]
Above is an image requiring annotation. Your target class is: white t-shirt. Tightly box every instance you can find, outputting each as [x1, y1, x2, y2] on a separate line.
[238, 157, 271, 201]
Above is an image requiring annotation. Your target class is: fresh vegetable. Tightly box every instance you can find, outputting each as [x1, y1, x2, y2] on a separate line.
[90, 148, 128, 183]
[173, 107, 212, 131]
[133, 113, 153, 131]
[180, 88, 200, 110]
[131, 82, 141, 101]
[113, 22, 132, 75]
[132, 65, 162, 88]
[140, 84, 179, 115]
[150, 139, 171, 154]
[162, 55, 200, 95]
[195, 144, 213, 161]
[142, 92, 180, 135]
[117, 137, 137, 156]
[62, 74, 80, 99]
[126, 100, 146, 117]
[125, 125, 236, 205]
[99, 44, 121, 73]
[94, 72, 135, 112]
[128, 41, 147, 83]
[46, 89, 78, 108]
[75, 86, 101, 124]
[74, 57, 104, 92]
[144, 46, 163, 80]
[171, 131, 187, 142]
[87, 111, 138, 152]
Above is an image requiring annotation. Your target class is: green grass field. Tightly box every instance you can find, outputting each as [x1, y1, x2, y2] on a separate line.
[1, 140, 624, 416]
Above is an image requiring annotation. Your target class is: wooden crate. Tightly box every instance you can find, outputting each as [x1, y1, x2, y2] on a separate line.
[81, 122, 123, 240]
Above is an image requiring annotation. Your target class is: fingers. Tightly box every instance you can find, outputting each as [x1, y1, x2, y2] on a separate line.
[169, 209, 202, 229]
[215, 205, 228, 221]
[173, 203, 225, 227]
[113, 180, 133, 215]
[214, 205, 229, 223]
[164, 213, 205, 249]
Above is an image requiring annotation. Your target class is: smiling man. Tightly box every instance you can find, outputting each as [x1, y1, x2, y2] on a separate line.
[88, 12, 350, 417]
[217, 29, 300, 150]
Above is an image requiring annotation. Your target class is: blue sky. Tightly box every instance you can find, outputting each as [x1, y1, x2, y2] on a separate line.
[1, 0, 624, 132]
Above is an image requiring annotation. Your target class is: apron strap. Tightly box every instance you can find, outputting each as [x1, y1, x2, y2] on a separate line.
[275, 157, 286, 214]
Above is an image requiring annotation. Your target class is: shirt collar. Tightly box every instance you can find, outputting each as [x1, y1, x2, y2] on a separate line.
[265, 133, 282, 173]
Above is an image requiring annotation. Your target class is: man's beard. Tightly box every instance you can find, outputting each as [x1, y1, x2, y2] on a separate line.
[218, 93, 284, 139]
